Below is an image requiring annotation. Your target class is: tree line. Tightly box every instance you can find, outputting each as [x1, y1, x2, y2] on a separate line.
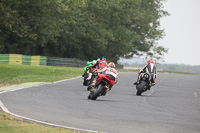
[0, 0, 168, 63]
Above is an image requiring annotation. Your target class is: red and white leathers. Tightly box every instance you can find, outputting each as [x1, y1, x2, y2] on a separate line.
[90, 65, 118, 90]
[139, 62, 157, 83]
[91, 59, 108, 73]
[105, 66, 118, 89]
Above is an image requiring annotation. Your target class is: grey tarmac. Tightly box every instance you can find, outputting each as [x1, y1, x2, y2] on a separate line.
[0, 72, 200, 133]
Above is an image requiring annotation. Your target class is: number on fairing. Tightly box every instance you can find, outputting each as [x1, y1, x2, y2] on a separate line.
[110, 69, 117, 74]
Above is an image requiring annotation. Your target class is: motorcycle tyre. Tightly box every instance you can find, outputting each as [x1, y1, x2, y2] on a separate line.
[83, 75, 89, 86]
[90, 84, 104, 100]
[136, 80, 146, 96]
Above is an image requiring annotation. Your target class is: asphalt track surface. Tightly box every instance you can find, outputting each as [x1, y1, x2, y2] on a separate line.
[0, 72, 200, 133]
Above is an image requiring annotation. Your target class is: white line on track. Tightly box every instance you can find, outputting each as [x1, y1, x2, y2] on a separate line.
[0, 76, 104, 133]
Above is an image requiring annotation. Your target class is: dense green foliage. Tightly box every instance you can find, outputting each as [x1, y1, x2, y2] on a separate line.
[0, 0, 168, 62]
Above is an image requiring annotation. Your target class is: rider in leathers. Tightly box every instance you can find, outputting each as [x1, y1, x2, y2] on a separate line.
[105, 62, 118, 90]
[86, 57, 107, 81]
[83, 58, 99, 80]
[134, 60, 157, 86]
[89, 61, 118, 91]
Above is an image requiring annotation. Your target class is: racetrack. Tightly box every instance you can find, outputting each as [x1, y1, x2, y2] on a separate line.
[0, 72, 200, 133]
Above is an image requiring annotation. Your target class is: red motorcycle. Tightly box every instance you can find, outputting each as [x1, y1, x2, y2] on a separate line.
[88, 72, 115, 100]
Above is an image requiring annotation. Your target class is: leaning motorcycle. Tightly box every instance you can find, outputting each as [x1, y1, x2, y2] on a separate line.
[88, 72, 115, 100]
[82, 68, 96, 87]
[135, 72, 154, 96]
[82, 68, 91, 86]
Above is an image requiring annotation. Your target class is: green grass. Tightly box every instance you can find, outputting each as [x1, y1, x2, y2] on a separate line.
[0, 64, 83, 85]
[0, 111, 76, 133]
[159, 70, 198, 75]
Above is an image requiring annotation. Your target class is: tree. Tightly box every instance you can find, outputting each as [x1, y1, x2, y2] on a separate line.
[0, 0, 169, 63]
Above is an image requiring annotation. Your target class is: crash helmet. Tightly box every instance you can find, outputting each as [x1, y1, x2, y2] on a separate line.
[148, 60, 154, 64]
[100, 57, 106, 60]
[108, 62, 115, 68]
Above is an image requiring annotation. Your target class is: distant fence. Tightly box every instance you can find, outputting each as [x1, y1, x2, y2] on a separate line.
[0, 54, 123, 69]
[47, 57, 87, 67]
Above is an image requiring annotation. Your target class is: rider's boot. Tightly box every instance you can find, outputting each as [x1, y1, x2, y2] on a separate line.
[133, 80, 139, 85]
[86, 73, 92, 80]
[87, 78, 97, 91]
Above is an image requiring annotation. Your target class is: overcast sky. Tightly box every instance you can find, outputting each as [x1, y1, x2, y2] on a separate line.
[159, 0, 200, 66]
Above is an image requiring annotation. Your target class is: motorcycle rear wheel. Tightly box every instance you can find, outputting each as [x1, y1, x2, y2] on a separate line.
[83, 75, 89, 86]
[90, 84, 104, 100]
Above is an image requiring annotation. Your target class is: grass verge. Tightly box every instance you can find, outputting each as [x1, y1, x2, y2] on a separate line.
[0, 110, 76, 133]
[0, 64, 83, 85]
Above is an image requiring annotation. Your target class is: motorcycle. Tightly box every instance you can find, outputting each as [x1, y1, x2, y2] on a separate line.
[82, 68, 96, 88]
[88, 72, 115, 100]
[82, 68, 91, 86]
[135, 72, 154, 96]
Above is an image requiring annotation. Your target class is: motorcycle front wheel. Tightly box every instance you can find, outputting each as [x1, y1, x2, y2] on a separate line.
[136, 80, 146, 96]
[83, 75, 89, 86]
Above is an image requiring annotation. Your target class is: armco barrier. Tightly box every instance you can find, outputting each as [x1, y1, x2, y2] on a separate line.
[0, 54, 9, 64]
[0, 54, 123, 68]
[22, 55, 31, 65]
[40, 56, 47, 65]
[31, 56, 41, 66]
[9, 54, 22, 64]
[0, 54, 47, 66]
[47, 57, 123, 69]
[47, 57, 87, 67]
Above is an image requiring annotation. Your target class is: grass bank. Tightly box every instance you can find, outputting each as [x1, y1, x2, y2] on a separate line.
[0, 110, 75, 133]
[0, 64, 83, 85]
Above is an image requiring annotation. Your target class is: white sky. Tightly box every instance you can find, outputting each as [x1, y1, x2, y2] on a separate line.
[159, 0, 200, 66]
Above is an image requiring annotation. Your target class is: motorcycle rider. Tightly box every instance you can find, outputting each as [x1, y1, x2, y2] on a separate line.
[105, 62, 118, 90]
[86, 57, 108, 90]
[88, 60, 118, 90]
[91, 57, 108, 72]
[82, 58, 99, 80]
[133, 59, 157, 86]
[86, 57, 108, 80]
[89, 62, 118, 95]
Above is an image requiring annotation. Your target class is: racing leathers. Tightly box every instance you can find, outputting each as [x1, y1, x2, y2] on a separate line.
[91, 59, 108, 73]
[105, 66, 118, 90]
[89, 65, 118, 91]
[134, 63, 157, 86]
[82, 59, 98, 80]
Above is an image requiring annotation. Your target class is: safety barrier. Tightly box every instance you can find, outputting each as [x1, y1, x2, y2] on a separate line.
[0, 54, 9, 64]
[0, 54, 123, 68]
[47, 57, 87, 67]
[0, 54, 47, 66]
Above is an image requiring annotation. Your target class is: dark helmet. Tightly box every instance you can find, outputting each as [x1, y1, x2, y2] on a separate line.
[100, 57, 106, 60]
